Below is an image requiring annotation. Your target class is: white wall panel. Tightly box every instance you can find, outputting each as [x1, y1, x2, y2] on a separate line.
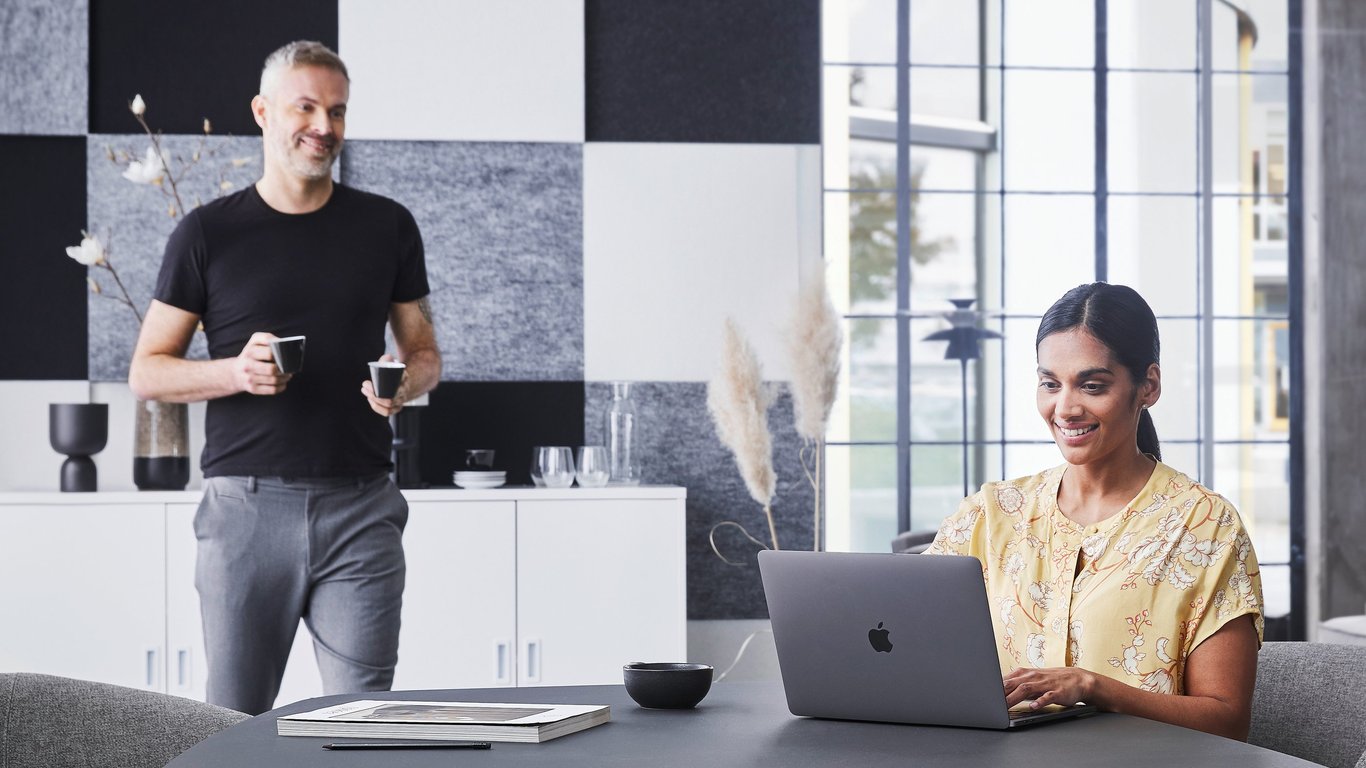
[339, 0, 584, 142]
[0, 381, 91, 491]
[584, 143, 821, 382]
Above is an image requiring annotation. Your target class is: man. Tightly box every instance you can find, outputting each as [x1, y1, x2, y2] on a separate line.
[128, 40, 440, 715]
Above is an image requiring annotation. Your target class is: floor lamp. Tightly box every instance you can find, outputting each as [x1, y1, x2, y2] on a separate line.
[923, 299, 1002, 498]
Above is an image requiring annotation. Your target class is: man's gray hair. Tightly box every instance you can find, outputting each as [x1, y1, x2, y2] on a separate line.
[259, 41, 349, 97]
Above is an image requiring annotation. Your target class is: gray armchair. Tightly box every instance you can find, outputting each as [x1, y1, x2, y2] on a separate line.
[891, 529, 937, 554]
[0, 673, 248, 768]
[1249, 642, 1366, 768]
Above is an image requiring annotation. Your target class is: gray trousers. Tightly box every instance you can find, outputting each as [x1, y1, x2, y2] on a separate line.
[195, 473, 407, 715]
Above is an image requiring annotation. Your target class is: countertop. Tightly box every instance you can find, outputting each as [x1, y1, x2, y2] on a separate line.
[0, 485, 685, 505]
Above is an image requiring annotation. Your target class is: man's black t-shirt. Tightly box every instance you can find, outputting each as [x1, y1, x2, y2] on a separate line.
[154, 183, 429, 478]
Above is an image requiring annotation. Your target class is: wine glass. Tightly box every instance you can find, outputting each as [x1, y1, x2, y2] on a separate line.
[575, 446, 610, 488]
[532, 446, 575, 488]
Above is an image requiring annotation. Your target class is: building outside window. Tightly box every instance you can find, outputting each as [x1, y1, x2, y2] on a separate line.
[821, 0, 1299, 636]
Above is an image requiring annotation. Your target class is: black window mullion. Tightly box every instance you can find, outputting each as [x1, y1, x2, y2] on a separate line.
[896, 0, 912, 535]
[1095, 0, 1108, 282]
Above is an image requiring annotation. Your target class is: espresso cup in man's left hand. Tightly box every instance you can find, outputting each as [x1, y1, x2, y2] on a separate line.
[369, 360, 406, 399]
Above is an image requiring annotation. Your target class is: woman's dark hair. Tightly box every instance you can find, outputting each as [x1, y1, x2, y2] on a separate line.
[1035, 282, 1161, 461]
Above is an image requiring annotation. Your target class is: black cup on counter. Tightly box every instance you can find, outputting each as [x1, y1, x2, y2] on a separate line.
[464, 448, 496, 469]
[622, 663, 714, 709]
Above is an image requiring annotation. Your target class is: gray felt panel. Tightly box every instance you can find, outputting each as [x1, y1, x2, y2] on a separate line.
[344, 140, 584, 382]
[86, 135, 262, 381]
[586, 381, 815, 620]
[0, 0, 88, 135]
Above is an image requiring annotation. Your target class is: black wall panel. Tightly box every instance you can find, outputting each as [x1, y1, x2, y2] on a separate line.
[0, 136, 87, 380]
[90, 0, 339, 135]
[417, 382, 586, 487]
[586, 0, 821, 143]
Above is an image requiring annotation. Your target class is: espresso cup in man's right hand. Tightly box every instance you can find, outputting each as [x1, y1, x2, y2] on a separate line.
[270, 336, 306, 374]
[369, 361, 406, 399]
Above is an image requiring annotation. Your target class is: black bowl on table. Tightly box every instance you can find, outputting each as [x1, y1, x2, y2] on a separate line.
[622, 662, 714, 709]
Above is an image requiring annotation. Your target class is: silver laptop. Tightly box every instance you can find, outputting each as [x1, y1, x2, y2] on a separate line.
[758, 550, 1095, 729]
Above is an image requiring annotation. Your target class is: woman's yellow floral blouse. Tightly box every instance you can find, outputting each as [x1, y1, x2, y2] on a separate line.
[925, 461, 1263, 695]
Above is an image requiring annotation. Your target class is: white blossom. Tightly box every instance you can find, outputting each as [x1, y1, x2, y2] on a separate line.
[1004, 552, 1025, 578]
[65, 235, 106, 266]
[1121, 645, 1146, 675]
[122, 146, 167, 184]
[1140, 668, 1174, 694]
[1027, 633, 1047, 667]
[1156, 637, 1174, 664]
[130, 93, 146, 116]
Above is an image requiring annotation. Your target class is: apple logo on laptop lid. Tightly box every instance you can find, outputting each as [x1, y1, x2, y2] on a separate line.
[868, 622, 893, 653]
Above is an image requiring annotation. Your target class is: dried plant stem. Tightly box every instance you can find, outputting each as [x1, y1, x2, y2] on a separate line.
[83, 231, 144, 326]
[799, 443, 824, 552]
[763, 504, 780, 551]
[134, 113, 189, 215]
[708, 521, 770, 567]
[814, 445, 823, 551]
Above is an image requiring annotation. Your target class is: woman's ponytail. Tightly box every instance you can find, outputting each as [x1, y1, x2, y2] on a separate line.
[1137, 407, 1161, 461]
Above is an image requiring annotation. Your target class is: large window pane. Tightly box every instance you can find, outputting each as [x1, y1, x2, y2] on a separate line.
[910, 444, 979, 530]
[911, 145, 978, 192]
[1211, 196, 1289, 319]
[1108, 72, 1197, 193]
[829, 190, 897, 314]
[1212, 74, 1289, 196]
[844, 318, 897, 443]
[1001, 317, 1043, 443]
[1212, 318, 1289, 441]
[1159, 441, 1200, 478]
[1260, 564, 1290, 619]
[1213, 0, 1289, 72]
[911, 316, 988, 444]
[1003, 71, 1094, 192]
[1154, 318, 1200, 442]
[909, 0, 980, 66]
[848, 138, 896, 187]
[1001, 443, 1065, 481]
[1108, 0, 1197, 71]
[1001, 195, 1095, 313]
[1214, 442, 1290, 564]
[825, 444, 898, 552]
[910, 191, 981, 304]
[910, 66, 982, 123]
[1003, 0, 1094, 68]
[1107, 196, 1198, 316]
[842, 65, 896, 112]
[824, 0, 896, 64]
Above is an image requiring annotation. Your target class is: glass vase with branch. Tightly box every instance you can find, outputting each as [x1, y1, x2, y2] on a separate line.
[65, 93, 253, 490]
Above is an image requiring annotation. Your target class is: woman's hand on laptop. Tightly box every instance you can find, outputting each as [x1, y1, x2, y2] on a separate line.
[1003, 667, 1096, 710]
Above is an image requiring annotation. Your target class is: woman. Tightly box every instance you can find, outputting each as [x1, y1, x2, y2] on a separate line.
[926, 282, 1263, 740]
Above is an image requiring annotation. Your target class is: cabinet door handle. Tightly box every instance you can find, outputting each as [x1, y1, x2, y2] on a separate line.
[523, 639, 541, 684]
[145, 648, 160, 690]
[177, 649, 190, 689]
[494, 641, 511, 685]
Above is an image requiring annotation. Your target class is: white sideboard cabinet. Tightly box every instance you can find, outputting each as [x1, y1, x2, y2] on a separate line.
[0, 486, 686, 709]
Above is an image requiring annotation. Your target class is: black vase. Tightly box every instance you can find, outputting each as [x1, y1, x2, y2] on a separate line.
[49, 403, 109, 492]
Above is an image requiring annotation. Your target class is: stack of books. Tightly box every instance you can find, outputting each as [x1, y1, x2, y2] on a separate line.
[277, 700, 611, 744]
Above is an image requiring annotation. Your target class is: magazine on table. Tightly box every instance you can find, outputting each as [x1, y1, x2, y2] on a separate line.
[277, 700, 611, 743]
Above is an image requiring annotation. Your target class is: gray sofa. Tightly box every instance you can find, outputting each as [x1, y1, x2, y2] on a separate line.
[0, 673, 248, 768]
[1249, 642, 1366, 768]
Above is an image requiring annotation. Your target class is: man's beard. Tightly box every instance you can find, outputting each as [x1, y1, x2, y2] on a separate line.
[275, 130, 339, 181]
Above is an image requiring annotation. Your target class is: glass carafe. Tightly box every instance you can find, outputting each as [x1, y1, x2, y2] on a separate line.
[604, 381, 642, 485]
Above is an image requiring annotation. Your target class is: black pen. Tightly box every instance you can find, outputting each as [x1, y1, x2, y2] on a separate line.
[322, 741, 492, 750]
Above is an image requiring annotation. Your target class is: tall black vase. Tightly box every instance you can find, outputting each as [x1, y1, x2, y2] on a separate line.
[49, 403, 109, 492]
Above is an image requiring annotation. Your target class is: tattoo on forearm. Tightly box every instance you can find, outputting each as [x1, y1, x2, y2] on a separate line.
[418, 297, 434, 326]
